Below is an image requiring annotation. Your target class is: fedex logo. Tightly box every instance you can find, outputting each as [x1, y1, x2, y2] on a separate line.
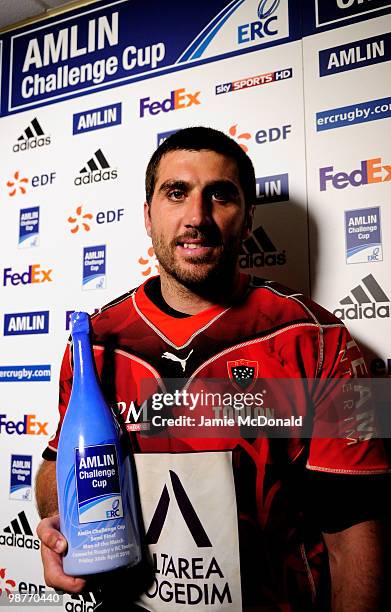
[140, 88, 200, 117]
[320, 157, 391, 191]
[3, 265, 52, 286]
[0, 414, 48, 435]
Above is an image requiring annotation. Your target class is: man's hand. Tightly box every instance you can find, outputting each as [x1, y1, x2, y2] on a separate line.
[36, 514, 86, 593]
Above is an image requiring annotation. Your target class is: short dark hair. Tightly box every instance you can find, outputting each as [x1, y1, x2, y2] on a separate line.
[145, 126, 256, 210]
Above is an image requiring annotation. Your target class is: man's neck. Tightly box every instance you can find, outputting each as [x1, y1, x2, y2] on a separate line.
[159, 269, 245, 315]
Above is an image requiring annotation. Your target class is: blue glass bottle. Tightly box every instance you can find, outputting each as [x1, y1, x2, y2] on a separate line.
[57, 311, 141, 576]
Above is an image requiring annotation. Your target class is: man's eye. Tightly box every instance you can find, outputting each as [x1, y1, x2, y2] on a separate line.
[212, 190, 230, 202]
[168, 190, 185, 201]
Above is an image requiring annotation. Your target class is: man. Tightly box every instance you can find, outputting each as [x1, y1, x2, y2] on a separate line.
[36, 127, 390, 611]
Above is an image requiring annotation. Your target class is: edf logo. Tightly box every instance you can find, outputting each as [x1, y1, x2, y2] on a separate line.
[320, 157, 391, 190]
[238, 0, 280, 44]
[140, 88, 200, 117]
[255, 124, 291, 143]
[6, 171, 56, 197]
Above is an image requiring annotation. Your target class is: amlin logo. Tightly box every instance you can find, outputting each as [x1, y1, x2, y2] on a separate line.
[74, 149, 117, 185]
[73, 102, 122, 135]
[4, 311, 49, 336]
[333, 274, 390, 320]
[13, 118, 50, 153]
[0, 511, 40, 550]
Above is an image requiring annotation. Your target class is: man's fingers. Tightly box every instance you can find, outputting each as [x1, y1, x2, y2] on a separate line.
[41, 543, 86, 593]
[37, 515, 67, 553]
[37, 516, 86, 593]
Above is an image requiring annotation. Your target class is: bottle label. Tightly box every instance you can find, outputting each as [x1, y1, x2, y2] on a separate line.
[75, 443, 124, 524]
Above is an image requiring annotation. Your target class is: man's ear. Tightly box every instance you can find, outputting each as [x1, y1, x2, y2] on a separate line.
[242, 204, 255, 240]
[144, 202, 152, 237]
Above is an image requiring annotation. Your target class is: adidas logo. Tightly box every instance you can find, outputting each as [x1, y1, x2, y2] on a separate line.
[0, 511, 40, 550]
[239, 225, 286, 269]
[13, 118, 50, 152]
[74, 149, 118, 186]
[65, 591, 97, 611]
[333, 274, 390, 320]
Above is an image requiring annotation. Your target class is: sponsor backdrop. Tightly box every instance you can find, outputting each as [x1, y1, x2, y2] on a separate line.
[0, 0, 389, 608]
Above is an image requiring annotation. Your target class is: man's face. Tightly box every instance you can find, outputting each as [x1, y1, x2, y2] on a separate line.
[144, 149, 252, 289]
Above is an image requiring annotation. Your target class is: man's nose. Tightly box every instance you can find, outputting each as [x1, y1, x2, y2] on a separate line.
[183, 191, 211, 227]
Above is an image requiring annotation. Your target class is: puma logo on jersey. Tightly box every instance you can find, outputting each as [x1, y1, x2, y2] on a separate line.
[162, 349, 194, 372]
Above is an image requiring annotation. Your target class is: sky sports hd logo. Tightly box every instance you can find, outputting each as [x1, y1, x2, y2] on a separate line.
[10, 454, 32, 501]
[19, 206, 39, 248]
[74, 149, 117, 185]
[216, 67, 292, 95]
[12, 117, 51, 152]
[334, 274, 390, 320]
[4, 311, 49, 336]
[319, 157, 391, 191]
[83, 245, 106, 290]
[73, 102, 121, 135]
[0, 511, 40, 550]
[140, 88, 200, 117]
[345, 206, 382, 264]
[3, 264, 52, 286]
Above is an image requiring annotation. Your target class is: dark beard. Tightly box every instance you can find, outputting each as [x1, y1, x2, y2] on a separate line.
[151, 229, 243, 301]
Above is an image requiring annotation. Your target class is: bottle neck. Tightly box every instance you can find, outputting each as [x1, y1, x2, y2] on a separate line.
[72, 332, 101, 390]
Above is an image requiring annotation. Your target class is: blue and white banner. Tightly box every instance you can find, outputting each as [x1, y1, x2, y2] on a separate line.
[0, 0, 301, 116]
[83, 245, 106, 290]
[345, 207, 383, 264]
[316, 96, 391, 131]
[10, 455, 32, 501]
[4, 311, 49, 336]
[0, 365, 51, 382]
[18, 206, 40, 248]
[319, 32, 391, 76]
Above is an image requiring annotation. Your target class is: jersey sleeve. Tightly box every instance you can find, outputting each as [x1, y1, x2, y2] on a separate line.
[307, 324, 390, 475]
[42, 342, 73, 459]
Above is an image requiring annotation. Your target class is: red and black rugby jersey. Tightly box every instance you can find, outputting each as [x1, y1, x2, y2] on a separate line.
[46, 275, 389, 611]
